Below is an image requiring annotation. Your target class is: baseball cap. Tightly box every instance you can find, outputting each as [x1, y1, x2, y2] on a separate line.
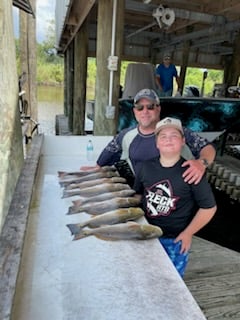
[155, 117, 184, 135]
[134, 89, 160, 104]
[163, 52, 171, 59]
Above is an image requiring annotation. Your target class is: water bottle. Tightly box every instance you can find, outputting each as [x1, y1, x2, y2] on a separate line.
[86, 139, 94, 162]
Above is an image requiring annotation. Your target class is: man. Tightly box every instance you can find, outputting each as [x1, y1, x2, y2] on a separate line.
[155, 53, 180, 97]
[81, 88, 216, 185]
[133, 117, 217, 276]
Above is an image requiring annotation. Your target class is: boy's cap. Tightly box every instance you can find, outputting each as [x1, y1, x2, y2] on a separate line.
[134, 89, 160, 104]
[155, 117, 183, 135]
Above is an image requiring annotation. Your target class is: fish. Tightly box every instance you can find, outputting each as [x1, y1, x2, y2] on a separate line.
[59, 171, 120, 188]
[65, 176, 127, 190]
[67, 196, 141, 215]
[72, 189, 136, 206]
[66, 207, 145, 234]
[58, 165, 116, 178]
[63, 182, 130, 199]
[68, 221, 163, 241]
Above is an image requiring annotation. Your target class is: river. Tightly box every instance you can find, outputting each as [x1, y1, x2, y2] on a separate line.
[37, 85, 94, 134]
[37, 85, 64, 135]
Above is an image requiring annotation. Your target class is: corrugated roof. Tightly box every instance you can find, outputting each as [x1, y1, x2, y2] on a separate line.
[12, 0, 35, 17]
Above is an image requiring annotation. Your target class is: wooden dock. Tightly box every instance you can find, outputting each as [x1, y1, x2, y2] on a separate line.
[1, 136, 240, 319]
[185, 237, 240, 319]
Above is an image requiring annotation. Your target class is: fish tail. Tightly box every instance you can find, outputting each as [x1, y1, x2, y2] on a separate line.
[67, 206, 80, 215]
[73, 230, 90, 240]
[62, 191, 68, 198]
[66, 223, 82, 235]
[58, 171, 66, 178]
[72, 199, 83, 206]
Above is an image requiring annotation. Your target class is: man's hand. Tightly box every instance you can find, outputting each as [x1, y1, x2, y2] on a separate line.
[182, 159, 206, 184]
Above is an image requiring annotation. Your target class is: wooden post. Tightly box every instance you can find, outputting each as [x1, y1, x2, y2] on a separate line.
[64, 54, 68, 116]
[66, 42, 74, 132]
[94, 0, 124, 135]
[0, 0, 24, 231]
[19, 0, 37, 123]
[223, 31, 240, 92]
[179, 27, 192, 94]
[112, 0, 124, 131]
[73, 19, 88, 135]
[179, 41, 190, 94]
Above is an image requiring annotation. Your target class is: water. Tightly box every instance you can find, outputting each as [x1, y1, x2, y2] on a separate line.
[37, 85, 64, 135]
[37, 85, 93, 134]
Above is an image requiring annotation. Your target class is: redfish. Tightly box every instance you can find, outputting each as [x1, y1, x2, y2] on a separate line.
[58, 165, 116, 178]
[69, 221, 163, 241]
[65, 176, 127, 190]
[59, 171, 119, 188]
[67, 197, 141, 215]
[73, 189, 136, 206]
[62, 182, 130, 199]
[67, 207, 144, 234]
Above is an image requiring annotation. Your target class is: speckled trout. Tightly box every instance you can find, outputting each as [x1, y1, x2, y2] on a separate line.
[58, 166, 116, 178]
[65, 176, 127, 190]
[69, 221, 163, 241]
[59, 171, 120, 188]
[67, 207, 145, 235]
[63, 182, 130, 199]
[67, 197, 141, 215]
[72, 189, 136, 206]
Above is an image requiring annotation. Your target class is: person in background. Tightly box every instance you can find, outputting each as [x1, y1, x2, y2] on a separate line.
[133, 117, 217, 277]
[155, 53, 180, 97]
[81, 88, 216, 186]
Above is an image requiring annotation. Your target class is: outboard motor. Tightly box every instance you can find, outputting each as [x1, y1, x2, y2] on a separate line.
[183, 85, 200, 97]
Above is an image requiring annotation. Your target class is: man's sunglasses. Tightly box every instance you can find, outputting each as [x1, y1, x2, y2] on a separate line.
[134, 103, 159, 111]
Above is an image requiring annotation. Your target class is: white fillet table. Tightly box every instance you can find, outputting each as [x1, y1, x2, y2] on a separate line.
[11, 136, 206, 320]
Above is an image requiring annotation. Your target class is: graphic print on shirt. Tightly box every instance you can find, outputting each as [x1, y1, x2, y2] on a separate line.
[146, 179, 179, 217]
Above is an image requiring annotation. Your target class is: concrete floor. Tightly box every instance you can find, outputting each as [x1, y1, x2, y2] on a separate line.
[11, 136, 206, 320]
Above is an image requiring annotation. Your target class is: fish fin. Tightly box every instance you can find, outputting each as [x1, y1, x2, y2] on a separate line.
[125, 221, 139, 226]
[62, 191, 68, 198]
[65, 184, 75, 190]
[66, 223, 82, 235]
[73, 231, 90, 240]
[94, 235, 119, 241]
[72, 199, 82, 206]
[67, 206, 80, 215]
[58, 171, 66, 178]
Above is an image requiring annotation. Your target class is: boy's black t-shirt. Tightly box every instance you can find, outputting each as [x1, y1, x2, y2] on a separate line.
[133, 157, 216, 238]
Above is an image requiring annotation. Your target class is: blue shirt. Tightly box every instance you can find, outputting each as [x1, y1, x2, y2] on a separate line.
[155, 63, 178, 92]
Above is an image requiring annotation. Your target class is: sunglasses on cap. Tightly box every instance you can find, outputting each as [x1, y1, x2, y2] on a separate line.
[134, 103, 159, 111]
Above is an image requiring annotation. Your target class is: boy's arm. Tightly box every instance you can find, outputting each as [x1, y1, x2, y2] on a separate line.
[175, 206, 217, 253]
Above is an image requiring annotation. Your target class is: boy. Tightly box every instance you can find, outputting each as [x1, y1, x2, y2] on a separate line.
[133, 117, 217, 277]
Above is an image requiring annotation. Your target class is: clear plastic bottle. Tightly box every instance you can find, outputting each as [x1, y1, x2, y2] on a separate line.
[86, 139, 94, 161]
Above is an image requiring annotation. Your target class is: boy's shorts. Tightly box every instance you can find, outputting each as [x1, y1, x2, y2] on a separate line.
[159, 237, 189, 277]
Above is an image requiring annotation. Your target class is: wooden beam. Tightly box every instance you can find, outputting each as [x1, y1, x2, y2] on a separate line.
[73, 19, 88, 135]
[59, 0, 96, 53]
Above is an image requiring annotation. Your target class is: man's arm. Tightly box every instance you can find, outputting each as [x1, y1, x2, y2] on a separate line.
[175, 75, 181, 93]
[155, 74, 163, 91]
[182, 144, 216, 184]
[182, 128, 216, 184]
